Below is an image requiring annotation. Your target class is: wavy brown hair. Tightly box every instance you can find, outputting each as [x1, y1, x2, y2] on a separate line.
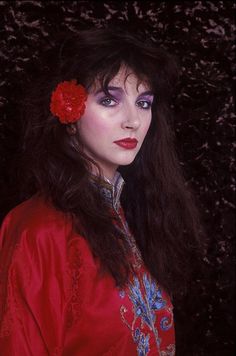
[19, 27, 204, 296]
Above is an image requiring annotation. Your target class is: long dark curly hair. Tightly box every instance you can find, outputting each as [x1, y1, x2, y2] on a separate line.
[19, 27, 204, 296]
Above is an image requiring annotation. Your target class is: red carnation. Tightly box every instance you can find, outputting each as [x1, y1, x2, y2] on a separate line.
[50, 80, 88, 124]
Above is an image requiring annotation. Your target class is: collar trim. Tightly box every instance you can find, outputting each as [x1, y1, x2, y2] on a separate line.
[91, 172, 125, 212]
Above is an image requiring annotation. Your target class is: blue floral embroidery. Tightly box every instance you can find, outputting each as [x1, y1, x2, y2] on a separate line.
[120, 273, 168, 355]
[136, 331, 150, 356]
[160, 316, 172, 331]
[143, 273, 166, 312]
[128, 274, 166, 330]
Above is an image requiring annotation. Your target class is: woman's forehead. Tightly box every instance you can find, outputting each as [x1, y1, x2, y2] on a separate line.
[90, 65, 151, 93]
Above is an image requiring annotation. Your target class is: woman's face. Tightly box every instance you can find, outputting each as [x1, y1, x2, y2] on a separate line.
[76, 67, 153, 180]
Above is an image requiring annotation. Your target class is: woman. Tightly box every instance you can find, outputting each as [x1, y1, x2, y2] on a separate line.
[0, 28, 202, 355]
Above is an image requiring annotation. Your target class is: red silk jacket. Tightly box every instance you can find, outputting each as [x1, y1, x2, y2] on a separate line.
[0, 175, 175, 355]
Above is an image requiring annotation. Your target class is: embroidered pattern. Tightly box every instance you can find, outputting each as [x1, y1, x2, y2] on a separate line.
[134, 329, 150, 356]
[115, 216, 143, 271]
[67, 243, 84, 328]
[0, 243, 25, 338]
[119, 273, 174, 356]
[161, 344, 175, 356]
[91, 172, 175, 355]
[160, 316, 173, 331]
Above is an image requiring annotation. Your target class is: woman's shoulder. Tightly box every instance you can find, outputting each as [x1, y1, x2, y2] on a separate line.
[3, 194, 65, 222]
[0, 194, 73, 249]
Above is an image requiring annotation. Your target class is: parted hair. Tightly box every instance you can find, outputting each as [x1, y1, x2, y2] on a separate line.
[20, 27, 203, 296]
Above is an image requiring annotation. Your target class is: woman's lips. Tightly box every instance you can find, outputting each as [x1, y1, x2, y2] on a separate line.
[114, 138, 138, 149]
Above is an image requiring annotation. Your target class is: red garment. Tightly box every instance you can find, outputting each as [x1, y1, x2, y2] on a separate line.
[0, 195, 175, 355]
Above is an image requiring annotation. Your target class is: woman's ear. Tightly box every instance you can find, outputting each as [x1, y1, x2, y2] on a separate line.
[66, 124, 77, 135]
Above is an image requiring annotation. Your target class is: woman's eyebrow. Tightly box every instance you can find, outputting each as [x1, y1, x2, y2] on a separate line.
[94, 87, 154, 97]
[94, 86, 123, 95]
[138, 90, 154, 96]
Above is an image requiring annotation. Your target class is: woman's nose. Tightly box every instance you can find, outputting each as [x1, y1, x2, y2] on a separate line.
[121, 104, 141, 130]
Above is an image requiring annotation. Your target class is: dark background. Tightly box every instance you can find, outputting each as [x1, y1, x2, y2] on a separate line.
[0, 1, 235, 355]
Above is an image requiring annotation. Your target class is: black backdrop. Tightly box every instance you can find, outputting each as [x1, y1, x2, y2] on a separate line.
[0, 1, 235, 355]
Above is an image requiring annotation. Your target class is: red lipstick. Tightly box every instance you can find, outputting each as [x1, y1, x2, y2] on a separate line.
[114, 138, 138, 149]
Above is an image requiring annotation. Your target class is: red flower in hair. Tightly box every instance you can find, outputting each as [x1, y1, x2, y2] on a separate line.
[50, 80, 88, 124]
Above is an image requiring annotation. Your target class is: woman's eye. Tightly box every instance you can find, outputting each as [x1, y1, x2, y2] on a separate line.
[100, 97, 117, 107]
[137, 100, 152, 109]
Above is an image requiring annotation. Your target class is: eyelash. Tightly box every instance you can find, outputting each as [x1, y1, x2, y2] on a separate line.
[137, 100, 152, 110]
[99, 96, 152, 110]
[100, 97, 117, 107]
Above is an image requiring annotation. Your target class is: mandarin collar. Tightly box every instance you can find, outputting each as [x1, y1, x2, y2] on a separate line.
[91, 171, 125, 212]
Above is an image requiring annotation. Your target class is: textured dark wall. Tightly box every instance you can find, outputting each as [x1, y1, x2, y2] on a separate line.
[0, 1, 235, 355]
